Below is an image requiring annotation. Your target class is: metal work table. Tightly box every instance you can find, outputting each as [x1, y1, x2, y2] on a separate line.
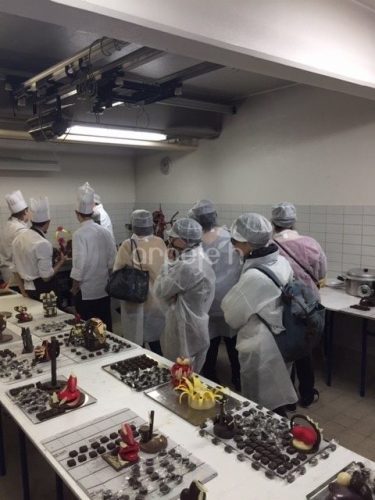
[320, 287, 375, 396]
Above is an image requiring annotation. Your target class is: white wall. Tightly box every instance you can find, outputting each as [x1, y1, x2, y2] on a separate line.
[136, 85, 375, 206]
[0, 151, 135, 243]
[135, 85, 375, 278]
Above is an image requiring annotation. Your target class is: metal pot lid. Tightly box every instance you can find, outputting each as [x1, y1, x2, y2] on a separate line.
[346, 267, 375, 280]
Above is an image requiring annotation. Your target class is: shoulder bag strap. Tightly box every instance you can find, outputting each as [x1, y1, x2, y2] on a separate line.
[245, 264, 285, 335]
[130, 238, 144, 271]
[274, 238, 320, 288]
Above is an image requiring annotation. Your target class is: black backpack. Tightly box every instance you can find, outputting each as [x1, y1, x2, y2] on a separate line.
[249, 265, 325, 362]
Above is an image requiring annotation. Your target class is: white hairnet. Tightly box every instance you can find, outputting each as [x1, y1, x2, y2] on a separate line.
[271, 202, 297, 228]
[231, 213, 272, 246]
[131, 209, 153, 228]
[168, 218, 202, 243]
[191, 199, 216, 217]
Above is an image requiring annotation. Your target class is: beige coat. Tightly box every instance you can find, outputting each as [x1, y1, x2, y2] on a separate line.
[113, 234, 167, 344]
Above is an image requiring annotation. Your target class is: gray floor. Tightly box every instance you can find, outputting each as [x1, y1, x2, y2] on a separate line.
[1, 330, 375, 499]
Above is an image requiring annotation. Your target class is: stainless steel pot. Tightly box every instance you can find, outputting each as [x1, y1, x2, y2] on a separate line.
[338, 268, 375, 297]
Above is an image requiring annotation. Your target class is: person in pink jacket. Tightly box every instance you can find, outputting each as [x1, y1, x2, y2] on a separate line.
[272, 202, 327, 408]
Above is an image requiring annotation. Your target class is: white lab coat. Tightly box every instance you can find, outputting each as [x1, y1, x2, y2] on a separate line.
[94, 204, 114, 240]
[0, 217, 28, 281]
[113, 234, 167, 345]
[222, 250, 298, 410]
[201, 226, 241, 339]
[154, 245, 215, 373]
[12, 228, 54, 290]
[70, 220, 116, 300]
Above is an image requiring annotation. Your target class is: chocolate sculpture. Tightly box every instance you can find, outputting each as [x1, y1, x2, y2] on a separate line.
[102, 422, 140, 471]
[213, 398, 237, 439]
[68, 317, 107, 351]
[14, 306, 32, 323]
[139, 410, 168, 454]
[34, 339, 60, 364]
[171, 357, 193, 387]
[0, 313, 13, 344]
[290, 414, 322, 453]
[21, 327, 33, 353]
[40, 291, 57, 317]
[180, 480, 207, 500]
[50, 374, 84, 409]
[176, 375, 225, 410]
[326, 464, 374, 500]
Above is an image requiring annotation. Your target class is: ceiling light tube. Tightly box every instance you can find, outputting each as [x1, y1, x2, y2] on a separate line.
[61, 134, 159, 146]
[65, 125, 167, 141]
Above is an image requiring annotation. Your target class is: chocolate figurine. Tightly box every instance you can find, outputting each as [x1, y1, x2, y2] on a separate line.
[67, 317, 107, 352]
[139, 410, 168, 454]
[102, 422, 140, 471]
[180, 480, 207, 500]
[0, 313, 13, 344]
[40, 291, 57, 317]
[213, 398, 237, 439]
[14, 306, 33, 323]
[171, 357, 193, 387]
[50, 374, 84, 409]
[118, 423, 140, 464]
[290, 414, 322, 453]
[83, 318, 107, 351]
[21, 327, 33, 353]
[34, 339, 60, 364]
[327, 465, 374, 500]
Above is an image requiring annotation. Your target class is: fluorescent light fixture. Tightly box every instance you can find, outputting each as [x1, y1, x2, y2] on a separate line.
[112, 101, 123, 107]
[64, 125, 167, 142]
[61, 134, 157, 147]
[0, 158, 60, 172]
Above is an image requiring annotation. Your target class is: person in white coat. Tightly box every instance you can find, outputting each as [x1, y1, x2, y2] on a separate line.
[12, 197, 66, 301]
[154, 218, 215, 373]
[0, 190, 30, 291]
[189, 200, 242, 389]
[70, 183, 116, 330]
[221, 213, 297, 414]
[93, 193, 114, 240]
[113, 210, 167, 353]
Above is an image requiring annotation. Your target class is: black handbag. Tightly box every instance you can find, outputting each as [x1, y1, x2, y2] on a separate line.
[106, 239, 149, 303]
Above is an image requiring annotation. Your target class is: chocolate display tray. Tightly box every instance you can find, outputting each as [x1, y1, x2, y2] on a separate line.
[199, 399, 337, 483]
[7, 376, 97, 424]
[145, 382, 241, 426]
[306, 462, 374, 499]
[42, 408, 217, 500]
[102, 354, 171, 392]
[0, 340, 73, 384]
[40, 331, 136, 364]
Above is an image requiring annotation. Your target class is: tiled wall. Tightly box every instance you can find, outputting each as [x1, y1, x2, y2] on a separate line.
[5, 199, 375, 277]
[135, 202, 375, 278]
[0, 202, 134, 246]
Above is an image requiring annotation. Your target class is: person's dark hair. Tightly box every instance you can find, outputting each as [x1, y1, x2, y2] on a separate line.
[132, 225, 153, 237]
[31, 221, 49, 228]
[12, 208, 28, 219]
[273, 223, 294, 233]
[195, 212, 217, 231]
[76, 211, 93, 219]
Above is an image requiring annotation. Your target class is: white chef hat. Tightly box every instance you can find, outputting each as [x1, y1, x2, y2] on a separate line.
[76, 182, 95, 215]
[30, 197, 50, 223]
[5, 190, 28, 214]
